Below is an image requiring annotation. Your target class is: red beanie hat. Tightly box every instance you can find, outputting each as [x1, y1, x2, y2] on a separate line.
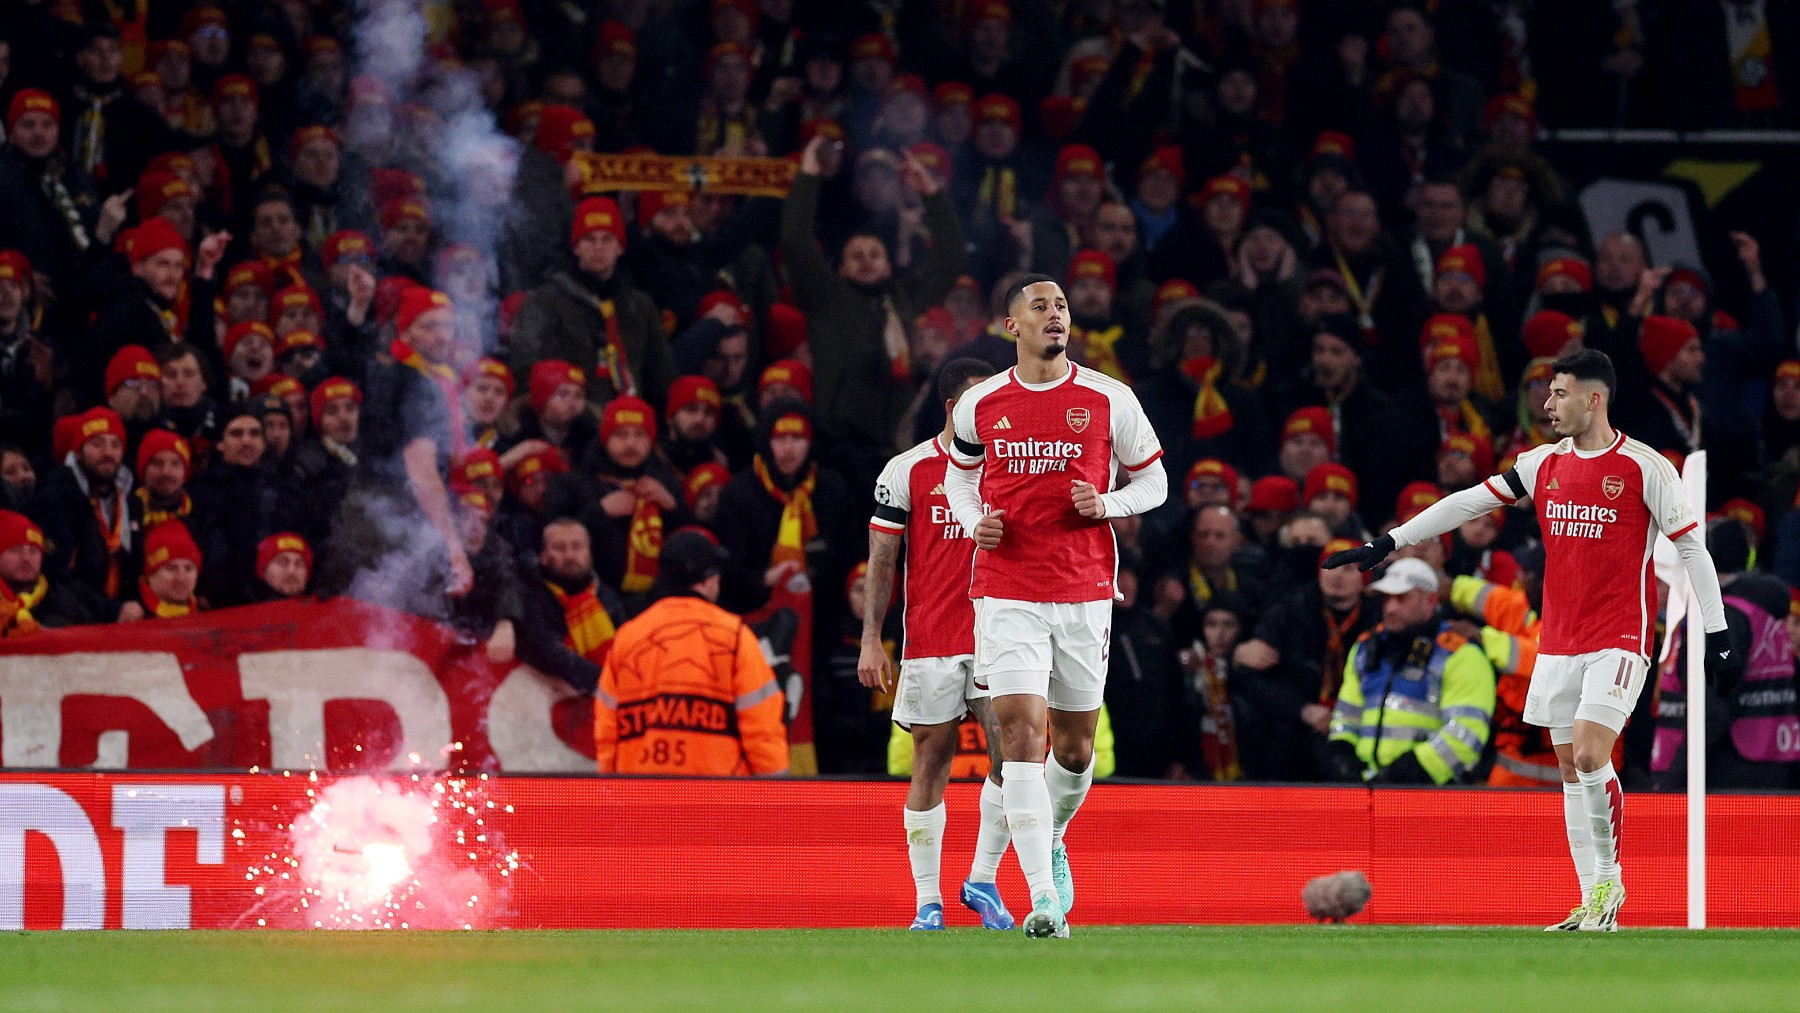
[251, 374, 303, 400]
[0, 250, 32, 298]
[601, 395, 657, 442]
[1523, 310, 1582, 360]
[696, 289, 747, 321]
[272, 283, 323, 322]
[1639, 315, 1699, 375]
[1424, 332, 1480, 378]
[322, 229, 374, 269]
[769, 411, 813, 441]
[0, 510, 45, 556]
[1303, 462, 1358, 506]
[1419, 312, 1475, 349]
[223, 321, 275, 363]
[463, 356, 515, 396]
[127, 217, 190, 266]
[668, 375, 722, 415]
[1138, 146, 1186, 187]
[1282, 407, 1336, 456]
[684, 462, 730, 508]
[379, 195, 431, 231]
[77, 407, 126, 449]
[572, 196, 627, 247]
[136, 172, 196, 219]
[975, 93, 1022, 130]
[105, 345, 161, 397]
[1247, 475, 1299, 514]
[1439, 431, 1495, 475]
[507, 445, 569, 497]
[53, 416, 82, 461]
[143, 520, 203, 574]
[212, 73, 258, 107]
[1536, 256, 1592, 292]
[256, 532, 313, 576]
[1186, 458, 1241, 508]
[851, 33, 896, 64]
[1394, 481, 1443, 524]
[309, 376, 362, 426]
[1435, 243, 1486, 290]
[6, 90, 60, 131]
[1199, 174, 1252, 215]
[224, 259, 275, 295]
[765, 303, 808, 358]
[1066, 249, 1117, 291]
[758, 359, 813, 403]
[634, 189, 690, 231]
[533, 104, 595, 162]
[135, 428, 192, 478]
[396, 288, 452, 336]
[1721, 497, 1766, 543]
[1054, 144, 1103, 182]
[529, 359, 585, 413]
[454, 447, 503, 487]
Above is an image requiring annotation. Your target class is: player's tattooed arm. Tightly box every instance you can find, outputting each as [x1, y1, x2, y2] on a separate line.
[857, 530, 903, 690]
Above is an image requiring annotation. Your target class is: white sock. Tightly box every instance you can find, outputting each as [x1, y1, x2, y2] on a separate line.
[903, 803, 946, 908]
[1577, 762, 1623, 884]
[1001, 761, 1055, 901]
[1045, 753, 1094, 846]
[1562, 781, 1595, 898]
[969, 778, 1011, 884]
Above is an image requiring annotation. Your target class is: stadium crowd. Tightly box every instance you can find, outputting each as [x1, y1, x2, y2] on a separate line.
[1, 0, 1798, 787]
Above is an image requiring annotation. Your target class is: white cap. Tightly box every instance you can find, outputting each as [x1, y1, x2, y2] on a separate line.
[1368, 557, 1438, 597]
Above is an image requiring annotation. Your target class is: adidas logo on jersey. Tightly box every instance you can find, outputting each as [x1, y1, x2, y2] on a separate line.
[992, 417, 1014, 430]
[1547, 478, 1560, 490]
[929, 483, 945, 496]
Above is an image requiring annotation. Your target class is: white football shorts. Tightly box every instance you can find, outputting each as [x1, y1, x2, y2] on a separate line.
[1524, 648, 1648, 742]
[973, 596, 1111, 712]
[891, 654, 980, 729]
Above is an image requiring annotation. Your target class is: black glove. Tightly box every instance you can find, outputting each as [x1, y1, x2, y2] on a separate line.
[1704, 627, 1744, 682]
[1322, 533, 1395, 572]
[1322, 739, 1365, 783]
[1370, 751, 1431, 785]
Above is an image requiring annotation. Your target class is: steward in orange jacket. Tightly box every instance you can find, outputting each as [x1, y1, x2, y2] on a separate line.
[595, 530, 789, 775]
[1449, 542, 1562, 787]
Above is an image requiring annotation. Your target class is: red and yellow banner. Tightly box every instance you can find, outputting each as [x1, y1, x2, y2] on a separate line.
[571, 153, 798, 198]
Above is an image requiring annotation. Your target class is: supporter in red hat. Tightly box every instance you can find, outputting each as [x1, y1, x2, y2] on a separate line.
[1639, 314, 1702, 378]
[1522, 310, 1582, 360]
[533, 104, 596, 164]
[222, 260, 276, 324]
[1720, 497, 1767, 546]
[271, 284, 324, 336]
[1394, 481, 1443, 525]
[379, 197, 433, 270]
[1138, 146, 1187, 215]
[136, 171, 198, 238]
[1537, 256, 1593, 295]
[932, 81, 975, 147]
[455, 448, 507, 505]
[601, 395, 658, 445]
[696, 290, 748, 327]
[664, 376, 727, 474]
[1434, 242, 1486, 297]
[223, 322, 277, 391]
[1423, 326, 1480, 379]
[635, 189, 692, 236]
[127, 218, 190, 307]
[139, 521, 204, 618]
[322, 229, 375, 283]
[255, 533, 313, 600]
[1484, 92, 1537, 146]
[764, 303, 808, 359]
[7, 90, 60, 140]
[1303, 462, 1358, 527]
[1278, 407, 1335, 482]
[461, 358, 513, 448]
[1186, 459, 1242, 510]
[1636, 315, 1705, 452]
[309, 376, 361, 443]
[1437, 431, 1495, 488]
[758, 359, 813, 407]
[1151, 278, 1201, 329]
[132, 428, 194, 539]
[683, 462, 731, 522]
[506, 446, 569, 515]
[1242, 475, 1299, 545]
[850, 33, 897, 97]
[0, 507, 62, 634]
[103, 345, 163, 432]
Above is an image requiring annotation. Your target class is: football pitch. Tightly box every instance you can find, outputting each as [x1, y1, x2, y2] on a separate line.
[3, 927, 1799, 1012]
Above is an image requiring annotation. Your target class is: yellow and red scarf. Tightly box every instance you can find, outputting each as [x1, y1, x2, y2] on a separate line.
[90, 489, 128, 599]
[1470, 314, 1506, 404]
[139, 579, 196, 619]
[602, 476, 664, 593]
[596, 300, 638, 396]
[134, 487, 193, 528]
[0, 575, 48, 638]
[548, 579, 617, 665]
[754, 455, 817, 567]
[1180, 356, 1233, 439]
[262, 249, 306, 290]
[1072, 323, 1130, 382]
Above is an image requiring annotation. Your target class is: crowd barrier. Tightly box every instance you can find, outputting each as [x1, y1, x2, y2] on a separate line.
[2, 773, 1796, 930]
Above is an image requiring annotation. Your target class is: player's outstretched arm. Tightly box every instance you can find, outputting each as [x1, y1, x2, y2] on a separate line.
[1325, 482, 1509, 571]
[1672, 525, 1741, 678]
[857, 530, 902, 690]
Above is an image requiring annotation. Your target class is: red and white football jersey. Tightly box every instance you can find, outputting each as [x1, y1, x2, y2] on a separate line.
[870, 436, 976, 659]
[1485, 431, 1697, 656]
[948, 364, 1163, 603]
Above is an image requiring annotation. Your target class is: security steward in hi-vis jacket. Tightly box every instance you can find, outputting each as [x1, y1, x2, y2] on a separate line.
[1327, 557, 1497, 785]
[594, 529, 789, 775]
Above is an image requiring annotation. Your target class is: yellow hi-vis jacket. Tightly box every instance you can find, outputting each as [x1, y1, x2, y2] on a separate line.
[1331, 621, 1497, 784]
[886, 705, 1118, 779]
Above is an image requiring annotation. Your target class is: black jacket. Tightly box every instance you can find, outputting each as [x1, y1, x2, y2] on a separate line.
[187, 460, 284, 607]
[542, 446, 694, 598]
[26, 462, 135, 604]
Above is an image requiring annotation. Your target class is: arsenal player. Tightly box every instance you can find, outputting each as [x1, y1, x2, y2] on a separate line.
[859, 357, 1013, 933]
[1327, 349, 1741, 932]
[944, 275, 1168, 938]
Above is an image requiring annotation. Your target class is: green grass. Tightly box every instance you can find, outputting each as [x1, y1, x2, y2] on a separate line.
[1, 927, 1797, 1011]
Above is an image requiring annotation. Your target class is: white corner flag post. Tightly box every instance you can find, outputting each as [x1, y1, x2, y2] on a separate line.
[1681, 451, 1708, 930]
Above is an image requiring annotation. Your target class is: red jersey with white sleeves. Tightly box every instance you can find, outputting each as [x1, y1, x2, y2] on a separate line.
[870, 436, 976, 659]
[949, 364, 1163, 603]
[1485, 432, 1697, 656]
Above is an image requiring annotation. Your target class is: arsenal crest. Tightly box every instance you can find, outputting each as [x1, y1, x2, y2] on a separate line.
[1066, 407, 1090, 433]
[1601, 475, 1624, 500]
